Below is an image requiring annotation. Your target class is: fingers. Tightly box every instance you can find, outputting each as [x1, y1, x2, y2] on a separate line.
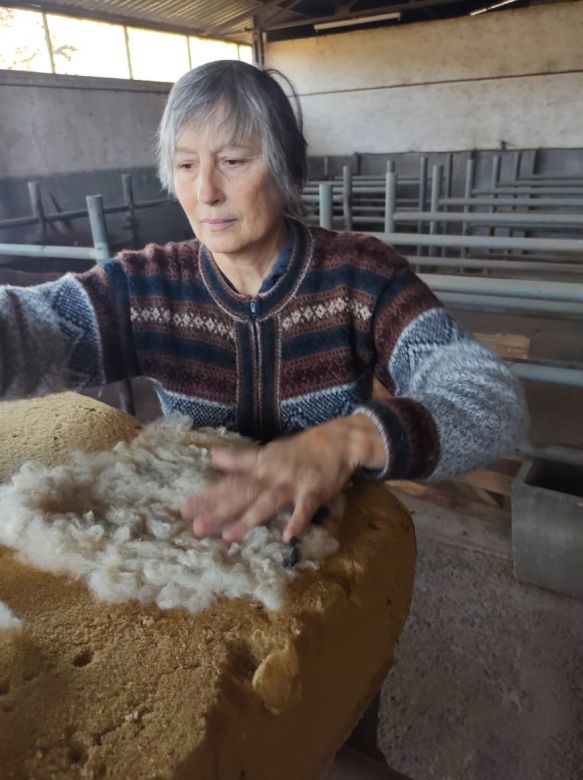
[181, 475, 257, 535]
[282, 493, 320, 544]
[181, 432, 346, 544]
[221, 490, 287, 544]
[211, 446, 261, 473]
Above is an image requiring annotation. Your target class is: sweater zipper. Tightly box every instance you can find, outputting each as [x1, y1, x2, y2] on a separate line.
[249, 298, 262, 430]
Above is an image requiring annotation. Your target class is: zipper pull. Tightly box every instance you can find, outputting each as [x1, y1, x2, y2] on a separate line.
[249, 299, 257, 319]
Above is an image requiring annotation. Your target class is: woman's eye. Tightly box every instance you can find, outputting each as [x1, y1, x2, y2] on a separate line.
[178, 162, 195, 170]
[224, 159, 246, 167]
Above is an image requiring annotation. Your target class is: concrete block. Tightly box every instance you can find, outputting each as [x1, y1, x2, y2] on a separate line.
[512, 458, 583, 599]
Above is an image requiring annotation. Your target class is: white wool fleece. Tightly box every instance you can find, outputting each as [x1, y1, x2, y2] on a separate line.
[0, 601, 22, 631]
[0, 418, 342, 613]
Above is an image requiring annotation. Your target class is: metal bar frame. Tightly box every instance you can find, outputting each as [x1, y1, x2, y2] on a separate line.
[371, 231, 583, 253]
[394, 211, 583, 227]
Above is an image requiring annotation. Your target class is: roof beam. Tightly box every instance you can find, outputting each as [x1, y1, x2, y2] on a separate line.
[260, 0, 471, 31]
[205, 0, 292, 36]
[253, 0, 307, 30]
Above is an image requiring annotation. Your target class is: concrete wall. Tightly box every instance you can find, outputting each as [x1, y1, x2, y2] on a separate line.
[0, 71, 191, 250]
[0, 71, 169, 177]
[266, 2, 583, 155]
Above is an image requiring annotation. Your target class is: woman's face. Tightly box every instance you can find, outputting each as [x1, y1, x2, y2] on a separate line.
[173, 119, 285, 260]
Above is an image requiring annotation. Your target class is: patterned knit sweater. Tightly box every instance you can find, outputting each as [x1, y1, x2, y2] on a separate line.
[0, 221, 527, 480]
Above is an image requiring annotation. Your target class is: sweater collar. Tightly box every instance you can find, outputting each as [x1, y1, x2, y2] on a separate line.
[198, 219, 312, 321]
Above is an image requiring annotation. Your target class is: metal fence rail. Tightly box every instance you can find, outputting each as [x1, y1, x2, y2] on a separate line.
[0, 175, 174, 252]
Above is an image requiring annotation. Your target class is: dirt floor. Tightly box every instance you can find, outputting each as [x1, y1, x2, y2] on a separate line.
[373, 308, 583, 780]
[378, 489, 583, 780]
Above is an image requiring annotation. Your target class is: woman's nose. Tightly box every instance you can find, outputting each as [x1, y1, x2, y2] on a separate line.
[197, 165, 223, 205]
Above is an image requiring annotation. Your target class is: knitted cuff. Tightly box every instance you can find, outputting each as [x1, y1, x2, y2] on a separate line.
[351, 405, 392, 480]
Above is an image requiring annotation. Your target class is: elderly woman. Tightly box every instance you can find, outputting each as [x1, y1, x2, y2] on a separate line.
[0, 60, 526, 544]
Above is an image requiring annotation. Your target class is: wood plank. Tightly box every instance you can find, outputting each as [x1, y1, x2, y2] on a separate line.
[474, 332, 531, 360]
[389, 480, 510, 524]
[456, 468, 514, 497]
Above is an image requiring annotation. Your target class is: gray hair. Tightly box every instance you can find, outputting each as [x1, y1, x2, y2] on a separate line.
[157, 60, 308, 219]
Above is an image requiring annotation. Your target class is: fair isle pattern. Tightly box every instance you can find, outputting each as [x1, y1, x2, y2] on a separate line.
[154, 384, 237, 429]
[130, 306, 236, 342]
[0, 223, 527, 482]
[279, 382, 366, 432]
[280, 296, 372, 333]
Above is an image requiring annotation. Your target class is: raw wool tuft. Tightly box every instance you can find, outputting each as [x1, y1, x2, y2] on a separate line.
[0, 417, 342, 613]
[0, 601, 22, 631]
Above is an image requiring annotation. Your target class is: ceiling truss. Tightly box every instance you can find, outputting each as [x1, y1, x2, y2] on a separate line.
[5, 0, 531, 42]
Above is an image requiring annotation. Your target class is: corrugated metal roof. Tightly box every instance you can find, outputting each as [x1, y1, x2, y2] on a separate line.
[13, 0, 264, 39]
[9, 0, 532, 41]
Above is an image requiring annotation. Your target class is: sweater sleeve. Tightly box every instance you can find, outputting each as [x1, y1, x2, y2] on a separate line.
[353, 264, 528, 481]
[0, 260, 139, 400]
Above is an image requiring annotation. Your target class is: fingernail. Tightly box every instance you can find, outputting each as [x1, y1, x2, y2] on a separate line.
[193, 519, 209, 536]
[283, 537, 301, 569]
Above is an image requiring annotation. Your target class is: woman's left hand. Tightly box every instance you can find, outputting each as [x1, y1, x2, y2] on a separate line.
[181, 414, 386, 544]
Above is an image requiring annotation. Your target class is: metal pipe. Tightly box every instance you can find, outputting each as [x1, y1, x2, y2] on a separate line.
[308, 176, 419, 184]
[122, 173, 140, 248]
[440, 197, 583, 207]
[530, 148, 539, 178]
[444, 153, 453, 199]
[521, 173, 583, 181]
[87, 195, 111, 263]
[510, 363, 583, 388]
[519, 172, 583, 180]
[0, 214, 41, 230]
[511, 151, 521, 182]
[473, 187, 583, 196]
[404, 256, 583, 273]
[305, 185, 388, 193]
[28, 181, 47, 244]
[429, 165, 442, 250]
[507, 178, 583, 187]
[351, 216, 385, 225]
[135, 197, 173, 209]
[519, 443, 583, 467]
[86, 194, 135, 415]
[461, 157, 475, 258]
[417, 155, 428, 257]
[373, 231, 583, 253]
[418, 156, 428, 212]
[419, 273, 583, 303]
[342, 165, 352, 230]
[489, 155, 501, 239]
[429, 165, 442, 225]
[384, 172, 397, 234]
[0, 197, 173, 231]
[395, 211, 583, 227]
[491, 154, 502, 188]
[0, 243, 96, 260]
[442, 154, 453, 258]
[319, 183, 333, 229]
[437, 292, 583, 316]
